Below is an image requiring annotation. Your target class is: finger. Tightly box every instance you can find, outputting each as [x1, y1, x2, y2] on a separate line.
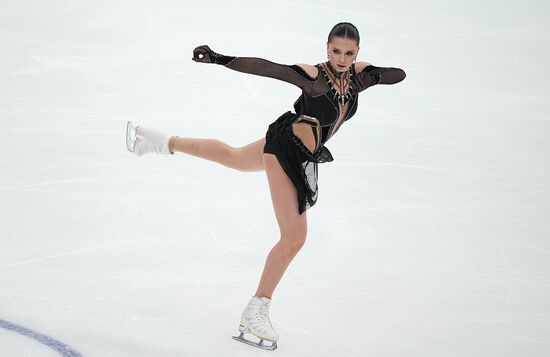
[193, 50, 206, 59]
[197, 45, 210, 54]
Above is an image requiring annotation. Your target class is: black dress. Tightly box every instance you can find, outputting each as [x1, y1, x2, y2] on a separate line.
[213, 55, 406, 214]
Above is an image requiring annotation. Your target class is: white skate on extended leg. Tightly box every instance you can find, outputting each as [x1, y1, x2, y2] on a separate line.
[232, 296, 279, 351]
[126, 121, 173, 156]
[126, 121, 138, 152]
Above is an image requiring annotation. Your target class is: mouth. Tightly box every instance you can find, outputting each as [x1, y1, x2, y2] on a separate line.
[337, 64, 346, 70]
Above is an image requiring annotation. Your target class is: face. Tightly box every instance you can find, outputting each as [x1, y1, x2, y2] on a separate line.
[326, 37, 359, 72]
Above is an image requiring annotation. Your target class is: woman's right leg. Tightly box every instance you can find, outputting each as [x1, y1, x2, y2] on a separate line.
[170, 136, 266, 172]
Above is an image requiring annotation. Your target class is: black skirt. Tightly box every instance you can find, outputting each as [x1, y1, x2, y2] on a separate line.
[263, 111, 334, 215]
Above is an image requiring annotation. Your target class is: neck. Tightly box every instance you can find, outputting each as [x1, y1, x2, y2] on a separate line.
[326, 61, 343, 78]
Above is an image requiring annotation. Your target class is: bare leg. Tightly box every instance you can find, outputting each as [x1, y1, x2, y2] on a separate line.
[255, 153, 307, 299]
[170, 136, 266, 172]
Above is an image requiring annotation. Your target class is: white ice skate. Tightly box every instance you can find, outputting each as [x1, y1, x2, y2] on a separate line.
[232, 296, 279, 351]
[126, 121, 173, 156]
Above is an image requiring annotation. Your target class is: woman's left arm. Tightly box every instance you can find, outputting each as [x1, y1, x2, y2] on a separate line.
[353, 61, 406, 93]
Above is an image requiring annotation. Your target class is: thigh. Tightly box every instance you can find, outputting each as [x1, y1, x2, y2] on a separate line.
[234, 137, 266, 172]
[263, 153, 307, 240]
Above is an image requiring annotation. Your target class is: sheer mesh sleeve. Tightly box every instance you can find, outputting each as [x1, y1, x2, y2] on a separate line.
[193, 46, 326, 95]
[353, 65, 406, 93]
[218, 56, 317, 90]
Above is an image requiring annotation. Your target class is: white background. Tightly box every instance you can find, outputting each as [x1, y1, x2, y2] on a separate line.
[1, 0, 549, 356]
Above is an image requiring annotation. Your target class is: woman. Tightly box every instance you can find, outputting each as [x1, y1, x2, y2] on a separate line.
[126, 22, 406, 350]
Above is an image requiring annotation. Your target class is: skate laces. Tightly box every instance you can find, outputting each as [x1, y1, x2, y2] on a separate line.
[256, 305, 274, 330]
[246, 297, 275, 331]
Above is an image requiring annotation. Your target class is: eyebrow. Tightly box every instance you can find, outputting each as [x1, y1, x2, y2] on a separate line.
[332, 47, 355, 52]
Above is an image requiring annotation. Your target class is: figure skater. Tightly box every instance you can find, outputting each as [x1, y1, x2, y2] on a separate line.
[126, 22, 406, 350]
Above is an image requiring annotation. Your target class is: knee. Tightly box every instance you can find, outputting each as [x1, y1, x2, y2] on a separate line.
[280, 233, 307, 257]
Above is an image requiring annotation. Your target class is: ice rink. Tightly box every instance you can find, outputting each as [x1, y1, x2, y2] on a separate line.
[1, 0, 549, 356]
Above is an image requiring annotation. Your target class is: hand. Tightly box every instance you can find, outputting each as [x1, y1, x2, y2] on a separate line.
[192, 45, 214, 63]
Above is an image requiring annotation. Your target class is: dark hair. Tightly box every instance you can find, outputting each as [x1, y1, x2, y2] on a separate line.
[328, 22, 360, 46]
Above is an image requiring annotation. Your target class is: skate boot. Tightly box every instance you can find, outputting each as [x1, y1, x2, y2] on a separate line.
[232, 296, 279, 351]
[126, 121, 174, 156]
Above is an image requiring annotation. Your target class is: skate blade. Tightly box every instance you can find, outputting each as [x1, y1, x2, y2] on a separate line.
[126, 121, 136, 152]
[232, 332, 277, 351]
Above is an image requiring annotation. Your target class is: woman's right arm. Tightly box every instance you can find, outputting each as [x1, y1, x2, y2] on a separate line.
[192, 45, 316, 90]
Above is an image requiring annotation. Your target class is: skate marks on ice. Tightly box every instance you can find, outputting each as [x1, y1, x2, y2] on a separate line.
[0, 319, 82, 357]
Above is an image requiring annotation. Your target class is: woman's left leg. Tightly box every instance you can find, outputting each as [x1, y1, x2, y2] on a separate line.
[255, 153, 308, 299]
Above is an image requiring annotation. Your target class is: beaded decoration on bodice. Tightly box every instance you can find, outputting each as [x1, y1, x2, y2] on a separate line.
[291, 61, 359, 153]
[319, 61, 354, 106]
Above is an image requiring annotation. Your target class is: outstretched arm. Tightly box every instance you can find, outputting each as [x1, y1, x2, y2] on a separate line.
[353, 61, 406, 93]
[192, 45, 315, 89]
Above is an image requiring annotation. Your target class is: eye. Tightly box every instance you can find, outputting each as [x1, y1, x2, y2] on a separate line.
[346, 52, 354, 56]
[332, 49, 340, 54]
